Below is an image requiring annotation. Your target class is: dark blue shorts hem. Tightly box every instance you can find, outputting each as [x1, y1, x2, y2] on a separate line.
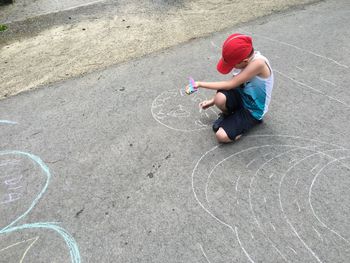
[217, 89, 261, 140]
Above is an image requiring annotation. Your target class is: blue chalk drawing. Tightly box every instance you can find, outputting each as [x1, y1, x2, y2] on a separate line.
[1, 223, 81, 263]
[0, 121, 81, 263]
[0, 151, 50, 232]
[0, 120, 17, 125]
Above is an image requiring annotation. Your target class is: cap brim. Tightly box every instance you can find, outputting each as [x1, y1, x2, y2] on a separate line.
[217, 58, 234, 75]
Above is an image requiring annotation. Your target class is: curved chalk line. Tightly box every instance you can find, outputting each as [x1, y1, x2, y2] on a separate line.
[248, 146, 345, 262]
[235, 226, 255, 263]
[247, 145, 319, 261]
[0, 151, 51, 232]
[0, 236, 39, 263]
[248, 134, 347, 150]
[193, 143, 291, 262]
[205, 144, 306, 207]
[0, 121, 81, 263]
[198, 243, 211, 263]
[309, 155, 350, 245]
[195, 143, 293, 262]
[278, 149, 350, 263]
[247, 146, 349, 262]
[278, 152, 326, 263]
[238, 30, 349, 107]
[1, 223, 80, 263]
[275, 70, 349, 108]
[193, 135, 349, 263]
[240, 30, 349, 68]
[205, 144, 325, 262]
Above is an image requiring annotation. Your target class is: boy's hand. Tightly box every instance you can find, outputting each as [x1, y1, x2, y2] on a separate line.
[199, 98, 215, 110]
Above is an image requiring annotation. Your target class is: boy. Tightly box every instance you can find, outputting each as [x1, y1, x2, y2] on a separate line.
[187, 33, 274, 143]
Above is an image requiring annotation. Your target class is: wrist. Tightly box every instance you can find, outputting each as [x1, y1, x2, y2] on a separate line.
[195, 81, 200, 88]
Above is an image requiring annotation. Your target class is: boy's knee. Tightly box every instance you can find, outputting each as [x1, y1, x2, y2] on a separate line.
[215, 128, 232, 143]
[214, 92, 227, 108]
[216, 128, 242, 143]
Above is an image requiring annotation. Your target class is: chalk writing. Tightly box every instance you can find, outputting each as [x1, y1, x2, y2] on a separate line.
[0, 121, 81, 263]
[1, 192, 22, 205]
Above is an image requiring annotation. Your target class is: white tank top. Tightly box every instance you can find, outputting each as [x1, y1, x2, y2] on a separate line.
[237, 51, 274, 120]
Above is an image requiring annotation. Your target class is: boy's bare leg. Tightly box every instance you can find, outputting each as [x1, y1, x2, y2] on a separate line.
[214, 92, 228, 113]
[216, 128, 232, 143]
[216, 128, 242, 143]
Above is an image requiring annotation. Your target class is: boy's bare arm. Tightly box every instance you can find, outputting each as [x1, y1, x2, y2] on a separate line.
[196, 60, 265, 91]
[199, 97, 215, 109]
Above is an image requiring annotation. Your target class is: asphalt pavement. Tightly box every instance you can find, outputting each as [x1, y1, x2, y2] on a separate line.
[0, 0, 349, 262]
[0, 0, 106, 23]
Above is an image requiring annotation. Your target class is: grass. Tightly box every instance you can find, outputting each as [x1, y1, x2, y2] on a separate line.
[0, 24, 8, 32]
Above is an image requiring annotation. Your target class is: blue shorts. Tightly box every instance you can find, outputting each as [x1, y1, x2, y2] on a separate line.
[217, 88, 262, 140]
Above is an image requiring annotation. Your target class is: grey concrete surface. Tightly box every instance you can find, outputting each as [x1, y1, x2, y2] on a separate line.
[0, 0, 350, 262]
[0, 0, 106, 23]
[0, 0, 187, 23]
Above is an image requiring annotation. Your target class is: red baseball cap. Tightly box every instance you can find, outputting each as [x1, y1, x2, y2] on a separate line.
[217, 33, 253, 74]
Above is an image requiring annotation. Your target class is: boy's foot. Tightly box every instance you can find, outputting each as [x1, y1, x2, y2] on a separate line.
[212, 113, 226, 132]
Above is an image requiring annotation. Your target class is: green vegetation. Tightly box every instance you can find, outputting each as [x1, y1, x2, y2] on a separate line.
[0, 24, 8, 32]
[0, 0, 13, 5]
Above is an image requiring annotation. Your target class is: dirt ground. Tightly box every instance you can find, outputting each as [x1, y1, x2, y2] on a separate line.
[0, 0, 318, 99]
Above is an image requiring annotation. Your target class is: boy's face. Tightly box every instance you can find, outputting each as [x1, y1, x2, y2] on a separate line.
[234, 59, 249, 69]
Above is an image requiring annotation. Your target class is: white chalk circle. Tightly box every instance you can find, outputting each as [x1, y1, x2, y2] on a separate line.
[192, 135, 350, 262]
[309, 156, 350, 242]
[151, 90, 218, 132]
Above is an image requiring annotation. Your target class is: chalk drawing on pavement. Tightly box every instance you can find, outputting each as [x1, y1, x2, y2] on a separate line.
[0, 236, 39, 263]
[192, 135, 350, 262]
[0, 121, 81, 263]
[0, 151, 51, 232]
[151, 90, 219, 132]
[239, 29, 350, 108]
[1, 223, 81, 263]
[198, 243, 211, 263]
[0, 120, 17, 125]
